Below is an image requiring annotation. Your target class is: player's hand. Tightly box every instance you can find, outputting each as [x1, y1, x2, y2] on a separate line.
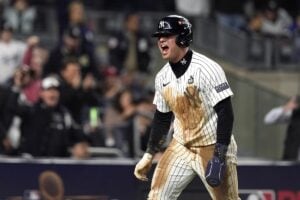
[205, 143, 227, 187]
[134, 153, 153, 181]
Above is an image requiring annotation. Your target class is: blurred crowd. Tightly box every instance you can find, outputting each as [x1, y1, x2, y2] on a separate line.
[0, 0, 299, 159]
[0, 0, 156, 159]
[210, 0, 300, 64]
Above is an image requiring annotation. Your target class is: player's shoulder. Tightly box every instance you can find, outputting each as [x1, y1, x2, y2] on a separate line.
[192, 51, 221, 69]
[191, 51, 225, 75]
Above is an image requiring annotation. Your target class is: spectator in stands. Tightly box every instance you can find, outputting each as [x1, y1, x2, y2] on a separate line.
[2, 67, 34, 155]
[12, 65, 37, 104]
[0, 22, 27, 85]
[56, 0, 95, 63]
[58, 59, 99, 125]
[67, 0, 94, 55]
[264, 95, 300, 160]
[103, 89, 137, 157]
[21, 36, 47, 104]
[107, 12, 152, 74]
[248, 1, 292, 37]
[1, 35, 44, 104]
[43, 25, 98, 78]
[6, 75, 90, 158]
[67, 1, 85, 30]
[2, 40, 47, 154]
[248, 1, 294, 62]
[3, 0, 36, 34]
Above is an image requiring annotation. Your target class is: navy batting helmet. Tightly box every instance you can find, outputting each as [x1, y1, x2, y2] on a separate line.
[152, 15, 193, 47]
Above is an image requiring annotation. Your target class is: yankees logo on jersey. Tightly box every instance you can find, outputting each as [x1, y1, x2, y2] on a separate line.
[153, 51, 233, 147]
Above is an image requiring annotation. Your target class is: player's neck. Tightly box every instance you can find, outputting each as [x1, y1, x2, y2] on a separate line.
[170, 48, 189, 64]
[169, 49, 192, 65]
[169, 49, 193, 78]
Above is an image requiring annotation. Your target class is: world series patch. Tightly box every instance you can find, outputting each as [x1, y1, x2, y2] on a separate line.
[214, 82, 229, 93]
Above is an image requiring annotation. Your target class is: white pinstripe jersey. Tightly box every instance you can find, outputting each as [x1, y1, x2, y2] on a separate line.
[153, 51, 234, 147]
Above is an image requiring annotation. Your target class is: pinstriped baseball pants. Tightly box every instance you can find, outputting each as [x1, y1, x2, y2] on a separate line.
[148, 139, 240, 200]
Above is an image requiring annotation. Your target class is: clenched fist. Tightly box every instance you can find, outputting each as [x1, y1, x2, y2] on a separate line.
[134, 153, 153, 181]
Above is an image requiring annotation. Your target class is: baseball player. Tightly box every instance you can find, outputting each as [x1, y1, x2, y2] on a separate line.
[134, 15, 240, 200]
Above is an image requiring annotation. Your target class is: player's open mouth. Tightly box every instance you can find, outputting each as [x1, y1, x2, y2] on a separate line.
[161, 45, 169, 53]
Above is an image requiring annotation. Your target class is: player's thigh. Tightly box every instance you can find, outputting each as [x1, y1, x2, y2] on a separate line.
[148, 141, 196, 200]
[209, 160, 240, 200]
[193, 145, 240, 200]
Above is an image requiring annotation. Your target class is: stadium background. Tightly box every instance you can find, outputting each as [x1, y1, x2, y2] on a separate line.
[1, 0, 300, 199]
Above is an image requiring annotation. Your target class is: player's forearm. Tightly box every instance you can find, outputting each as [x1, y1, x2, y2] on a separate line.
[146, 109, 173, 155]
[206, 97, 233, 187]
[213, 97, 234, 146]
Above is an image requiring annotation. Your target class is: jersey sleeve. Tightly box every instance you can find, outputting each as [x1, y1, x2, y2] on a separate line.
[153, 75, 171, 113]
[202, 63, 233, 107]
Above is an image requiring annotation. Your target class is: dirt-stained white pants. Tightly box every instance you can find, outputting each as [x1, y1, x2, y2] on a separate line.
[148, 139, 240, 200]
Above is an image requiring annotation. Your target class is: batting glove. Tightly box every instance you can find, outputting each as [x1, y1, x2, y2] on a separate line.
[205, 143, 227, 187]
[134, 153, 153, 181]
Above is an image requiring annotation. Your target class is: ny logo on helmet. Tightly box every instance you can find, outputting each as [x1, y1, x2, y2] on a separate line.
[159, 21, 172, 29]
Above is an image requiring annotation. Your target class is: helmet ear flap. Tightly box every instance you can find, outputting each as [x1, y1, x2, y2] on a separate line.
[176, 35, 186, 47]
[176, 31, 193, 48]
